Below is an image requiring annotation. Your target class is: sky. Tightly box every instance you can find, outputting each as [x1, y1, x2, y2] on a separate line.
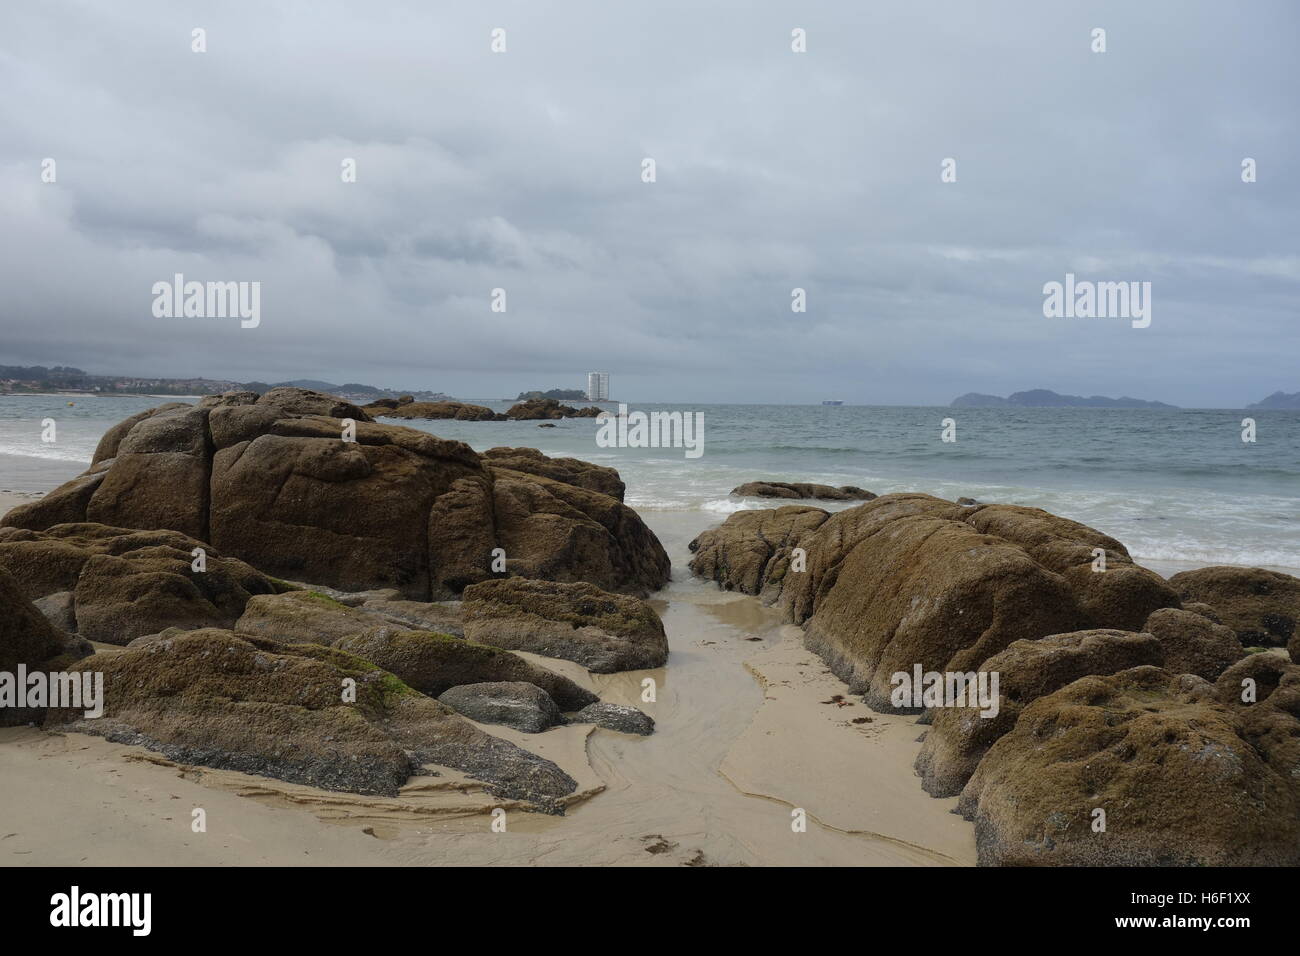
[1, 0, 1297, 406]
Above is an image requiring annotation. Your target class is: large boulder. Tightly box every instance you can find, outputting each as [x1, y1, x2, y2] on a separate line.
[1167, 566, 1299, 647]
[1142, 607, 1245, 680]
[957, 666, 1300, 866]
[690, 494, 1179, 711]
[4, 390, 668, 602]
[437, 682, 562, 733]
[688, 505, 829, 601]
[461, 578, 667, 672]
[915, 629, 1164, 797]
[0, 523, 279, 644]
[332, 628, 598, 711]
[43, 629, 577, 809]
[730, 481, 876, 501]
[235, 590, 380, 644]
[489, 468, 669, 597]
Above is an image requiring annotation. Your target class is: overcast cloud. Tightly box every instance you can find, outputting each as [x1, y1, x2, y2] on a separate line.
[1, 0, 1297, 405]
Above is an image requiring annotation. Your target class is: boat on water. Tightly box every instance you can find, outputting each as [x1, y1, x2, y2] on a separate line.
[821, 400, 843, 406]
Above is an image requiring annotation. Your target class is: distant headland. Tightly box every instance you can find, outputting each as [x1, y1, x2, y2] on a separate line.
[951, 389, 1177, 409]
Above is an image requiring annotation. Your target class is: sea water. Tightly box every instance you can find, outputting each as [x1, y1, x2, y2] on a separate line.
[2, 395, 1296, 571]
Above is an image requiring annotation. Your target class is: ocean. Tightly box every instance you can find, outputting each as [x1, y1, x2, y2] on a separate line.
[2, 394, 1297, 572]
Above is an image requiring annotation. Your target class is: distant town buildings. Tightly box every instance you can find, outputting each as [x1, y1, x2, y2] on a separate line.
[586, 371, 610, 401]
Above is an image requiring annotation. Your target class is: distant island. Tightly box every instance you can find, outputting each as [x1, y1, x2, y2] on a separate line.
[516, 388, 589, 401]
[0, 365, 450, 404]
[1247, 391, 1300, 410]
[951, 389, 1177, 409]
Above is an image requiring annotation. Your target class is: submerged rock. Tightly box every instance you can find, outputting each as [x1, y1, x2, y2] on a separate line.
[43, 629, 577, 809]
[461, 578, 667, 672]
[437, 681, 562, 733]
[730, 481, 876, 501]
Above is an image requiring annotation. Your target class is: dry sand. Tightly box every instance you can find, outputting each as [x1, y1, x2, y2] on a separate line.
[0, 499, 977, 866]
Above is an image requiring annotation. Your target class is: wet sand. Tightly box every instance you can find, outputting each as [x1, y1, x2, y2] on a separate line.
[0, 501, 977, 866]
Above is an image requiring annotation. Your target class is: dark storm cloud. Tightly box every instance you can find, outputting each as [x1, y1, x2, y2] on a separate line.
[1, 0, 1296, 404]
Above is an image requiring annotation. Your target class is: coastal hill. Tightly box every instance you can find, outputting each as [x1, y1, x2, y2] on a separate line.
[951, 389, 1177, 409]
[1247, 390, 1300, 410]
[516, 388, 588, 401]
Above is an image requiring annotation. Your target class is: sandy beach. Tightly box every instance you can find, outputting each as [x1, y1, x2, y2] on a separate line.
[0, 494, 976, 867]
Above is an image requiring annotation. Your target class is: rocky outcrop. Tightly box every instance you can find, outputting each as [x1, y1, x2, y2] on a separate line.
[483, 447, 625, 501]
[915, 629, 1164, 797]
[690, 494, 1179, 711]
[957, 666, 1300, 865]
[730, 481, 876, 501]
[437, 682, 562, 733]
[332, 628, 597, 711]
[0, 523, 281, 644]
[688, 505, 829, 601]
[1167, 566, 1299, 647]
[504, 398, 602, 420]
[43, 629, 577, 809]
[367, 401, 504, 422]
[2, 389, 669, 602]
[1142, 607, 1245, 680]
[461, 578, 667, 672]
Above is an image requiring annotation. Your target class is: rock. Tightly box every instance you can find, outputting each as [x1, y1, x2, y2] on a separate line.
[85, 405, 214, 541]
[915, 629, 1163, 797]
[956, 497, 979, 506]
[332, 628, 598, 711]
[0, 523, 279, 643]
[91, 403, 192, 465]
[504, 398, 597, 420]
[538, 423, 555, 428]
[730, 481, 876, 501]
[355, 598, 464, 636]
[958, 666, 1300, 865]
[1167, 565, 1299, 647]
[367, 400, 504, 422]
[688, 505, 829, 601]
[32, 591, 77, 633]
[2, 390, 669, 601]
[437, 682, 562, 733]
[43, 629, 577, 809]
[691, 494, 1180, 712]
[235, 590, 381, 644]
[483, 447, 625, 501]
[1143, 607, 1245, 680]
[489, 468, 670, 597]
[1184, 601, 1223, 624]
[959, 503, 1179, 631]
[570, 702, 655, 735]
[461, 578, 667, 672]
